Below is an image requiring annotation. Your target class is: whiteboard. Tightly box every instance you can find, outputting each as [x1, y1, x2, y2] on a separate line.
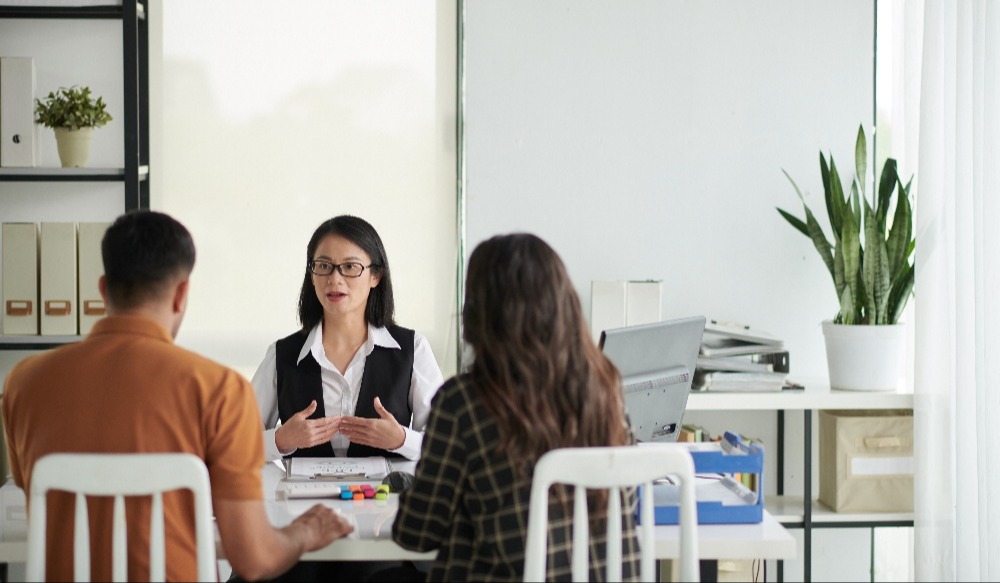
[463, 0, 874, 380]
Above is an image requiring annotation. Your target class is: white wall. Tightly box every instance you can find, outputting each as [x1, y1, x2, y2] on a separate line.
[158, 1, 459, 378]
[463, 0, 875, 385]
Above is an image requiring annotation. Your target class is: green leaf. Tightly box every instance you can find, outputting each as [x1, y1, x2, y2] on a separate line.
[855, 125, 867, 197]
[839, 286, 856, 325]
[863, 200, 891, 324]
[834, 238, 846, 300]
[886, 176, 913, 279]
[777, 208, 809, 237]
[887, 263, 915, 325]
[876, 158, 898, 231]
[841, 213, 861, 323]
[33, 85, 112, 129]
[828, 158, 846, 239]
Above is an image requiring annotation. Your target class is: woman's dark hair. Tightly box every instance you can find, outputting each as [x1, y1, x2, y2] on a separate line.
[101, 210, 196, 309]
[462, 233, 629, 475]
[298, 215, 395, 331]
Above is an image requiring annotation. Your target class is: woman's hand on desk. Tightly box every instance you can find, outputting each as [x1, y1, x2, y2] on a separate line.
[274, 400, 341, 454]
[339, 397, 406, 451]
[287, 504, 354, 552]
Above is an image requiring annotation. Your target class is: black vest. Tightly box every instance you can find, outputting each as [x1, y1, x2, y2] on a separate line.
[275, 325, 415, 459]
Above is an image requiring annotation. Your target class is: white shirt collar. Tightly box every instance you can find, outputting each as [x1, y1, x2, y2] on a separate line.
[296, 322, 401, 365]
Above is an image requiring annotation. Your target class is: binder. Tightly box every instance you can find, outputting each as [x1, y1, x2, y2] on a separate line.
[625, 280, 662, 326]
[2, 223, 39, 335]
[0, 57, 39, 168]
[590, 280, 627, 343]
[78, 222, 110, 335]
[40, 223, 77, 335]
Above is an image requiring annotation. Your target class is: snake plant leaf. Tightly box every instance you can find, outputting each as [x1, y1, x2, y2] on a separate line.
[841, 213, 861, 322]
[850, 179, 862, 236]
[887, 263, 915, 325]
[777, 208, 810, 238]
[828, 158, 846, 239]
[855, 125, 867, 197]
[780, 169, 835, 279]
[821, 152, 835, 232]
[886, 176, 913, 277]
[839, 285, 856, 325]
[877, 158, 898, 231]
[863, 200, 891, 324]
[805, 205, 836, 283]
[834, 239, 846, 300]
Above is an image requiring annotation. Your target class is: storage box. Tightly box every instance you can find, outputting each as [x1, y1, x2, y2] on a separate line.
[2, 222, 39, 335]
[818, 409, 913, 513]
[40, 222, 78, 335]
[638, 436, 764, 525]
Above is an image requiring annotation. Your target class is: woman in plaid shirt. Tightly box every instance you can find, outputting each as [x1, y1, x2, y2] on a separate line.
[392, 233, 641, 581]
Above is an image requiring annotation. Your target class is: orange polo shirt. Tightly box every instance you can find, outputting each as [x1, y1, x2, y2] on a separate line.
[2, 315, 264, 582]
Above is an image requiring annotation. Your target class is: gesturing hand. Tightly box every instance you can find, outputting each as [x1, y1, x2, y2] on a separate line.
[339, 397, 406, 451]
[274, 400, 340, 454]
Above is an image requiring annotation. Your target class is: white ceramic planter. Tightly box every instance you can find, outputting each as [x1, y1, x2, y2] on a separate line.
[53, 127, 93, 168]
[822, 320, 906, 391]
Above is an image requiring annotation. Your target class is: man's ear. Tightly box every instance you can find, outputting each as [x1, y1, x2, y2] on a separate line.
[172, 279, 190, 314]
[98, 275, 108, 303]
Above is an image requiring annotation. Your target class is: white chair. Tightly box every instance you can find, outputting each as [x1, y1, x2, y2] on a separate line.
[26, 453, 217, 582]
[523, 444, 699, 582]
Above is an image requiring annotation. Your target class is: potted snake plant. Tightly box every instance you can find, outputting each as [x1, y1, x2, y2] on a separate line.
[777, 125, 914, 391]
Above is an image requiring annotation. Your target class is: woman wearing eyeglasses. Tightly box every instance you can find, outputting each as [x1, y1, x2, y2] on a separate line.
[251, 215, 443, 463]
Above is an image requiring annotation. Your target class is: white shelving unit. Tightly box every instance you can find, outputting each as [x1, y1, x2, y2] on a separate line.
[687, 385, 915, 582]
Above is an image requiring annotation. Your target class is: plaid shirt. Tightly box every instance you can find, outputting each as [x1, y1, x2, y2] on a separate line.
[393, 374, 642, 582]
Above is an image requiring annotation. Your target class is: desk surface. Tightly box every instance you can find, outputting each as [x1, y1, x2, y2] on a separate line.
[0, 462, 795, 563]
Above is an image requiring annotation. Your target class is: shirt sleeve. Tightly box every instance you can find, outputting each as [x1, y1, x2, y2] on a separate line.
[1, 371, 23, 489]
[250, 342, 291, 461]
[392, 378, 466, 552]
[204, 372, 265, 501]
[388, 332, 444, 460]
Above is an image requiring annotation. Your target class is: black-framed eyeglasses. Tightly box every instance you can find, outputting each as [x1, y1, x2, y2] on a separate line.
[307, 260, 374, 278]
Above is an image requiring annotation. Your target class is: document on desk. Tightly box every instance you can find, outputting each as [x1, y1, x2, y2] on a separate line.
[286, 457, 391, 480]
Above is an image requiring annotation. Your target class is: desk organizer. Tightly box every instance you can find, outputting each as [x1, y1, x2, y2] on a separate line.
[638, 433, 764, 525]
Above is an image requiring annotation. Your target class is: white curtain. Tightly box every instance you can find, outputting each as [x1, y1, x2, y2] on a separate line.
[913, 0, 1000, 581]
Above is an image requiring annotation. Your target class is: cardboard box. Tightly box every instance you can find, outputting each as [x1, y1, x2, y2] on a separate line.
[819, 409, 913, 513]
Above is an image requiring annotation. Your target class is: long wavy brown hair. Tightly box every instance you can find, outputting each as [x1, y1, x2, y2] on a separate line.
[462, 233, 630, 475]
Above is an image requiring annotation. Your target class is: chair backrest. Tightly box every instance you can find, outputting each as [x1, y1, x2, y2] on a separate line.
[523, 444, 699, 582]
[26, 453, 217, 582]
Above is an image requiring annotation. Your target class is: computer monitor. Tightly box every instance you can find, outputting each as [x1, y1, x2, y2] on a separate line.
[599, 315, 706, 442]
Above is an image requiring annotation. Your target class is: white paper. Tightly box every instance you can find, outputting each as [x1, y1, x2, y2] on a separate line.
[287, 457, 389, 480]
[851, 456, 914, 476]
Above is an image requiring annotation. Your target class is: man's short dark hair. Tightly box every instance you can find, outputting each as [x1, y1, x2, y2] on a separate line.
[101, 211, 196, 309]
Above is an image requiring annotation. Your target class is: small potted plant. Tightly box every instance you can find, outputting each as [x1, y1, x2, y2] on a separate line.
[777, 126, 915, 391]
[34, 85, 112, 168]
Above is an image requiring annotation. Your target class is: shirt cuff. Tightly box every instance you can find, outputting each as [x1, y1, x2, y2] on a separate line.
[264, 427, 296, 461]
[389, 426, 423, 461]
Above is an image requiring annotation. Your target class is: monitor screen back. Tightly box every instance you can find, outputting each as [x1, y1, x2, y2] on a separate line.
[599, 315, 706, 442]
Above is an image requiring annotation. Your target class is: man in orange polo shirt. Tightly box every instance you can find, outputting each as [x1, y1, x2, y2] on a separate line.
[2, 211, 352, 581]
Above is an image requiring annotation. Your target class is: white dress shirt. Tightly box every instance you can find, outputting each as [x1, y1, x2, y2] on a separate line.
[252, 323, 443, 462]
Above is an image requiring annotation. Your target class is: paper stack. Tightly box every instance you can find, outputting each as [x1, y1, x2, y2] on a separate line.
[693, 320, 790, 392]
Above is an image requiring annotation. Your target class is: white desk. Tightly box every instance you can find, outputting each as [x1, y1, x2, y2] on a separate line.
[0, 462, 795, 564]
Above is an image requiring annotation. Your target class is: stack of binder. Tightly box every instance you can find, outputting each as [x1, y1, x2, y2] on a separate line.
[692, 320, 790, 392]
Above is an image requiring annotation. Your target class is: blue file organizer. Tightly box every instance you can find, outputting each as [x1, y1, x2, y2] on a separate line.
[638, 432, 764, 525]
